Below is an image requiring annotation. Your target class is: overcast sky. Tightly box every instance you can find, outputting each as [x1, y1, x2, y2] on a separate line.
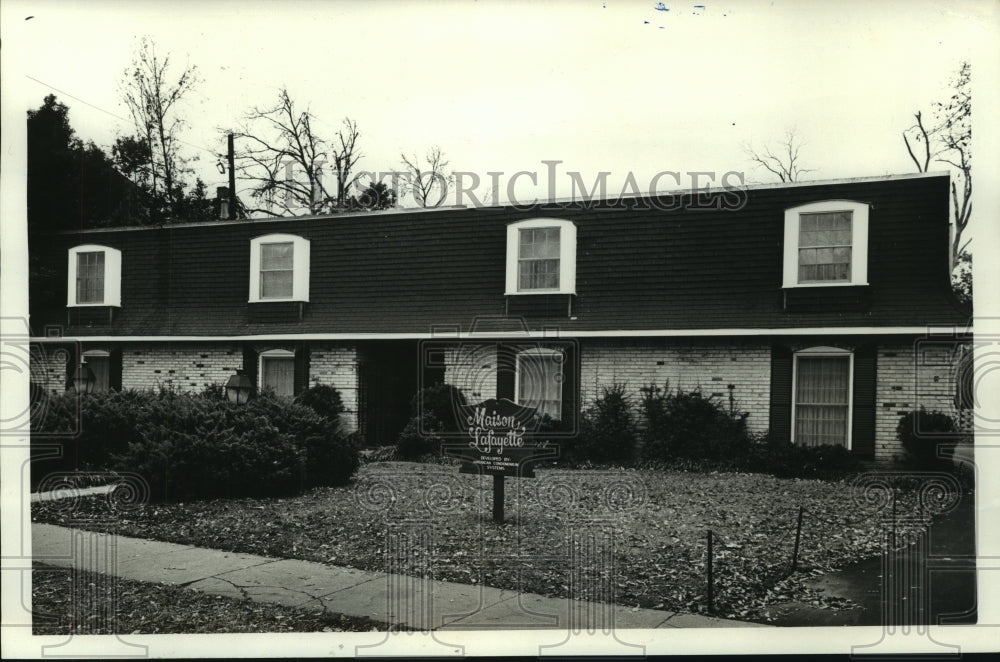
[5, 0, 994, 212]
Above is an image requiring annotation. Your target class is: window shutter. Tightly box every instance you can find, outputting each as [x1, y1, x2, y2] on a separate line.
[294, 346, 311, 396]
[242, 346, 259, 391]
[769, 344, 793, 442]
[560, 344, 577, 430]
[851, 343, 877, 459]
[64, 344, 78, 391]
[109, 348, 123, 391]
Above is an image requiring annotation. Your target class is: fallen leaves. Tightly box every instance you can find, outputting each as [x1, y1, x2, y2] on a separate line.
[32, 463, 924, 625]
[30, 562, 401, 634]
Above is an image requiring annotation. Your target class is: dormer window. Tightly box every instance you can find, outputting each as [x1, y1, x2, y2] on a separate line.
[505, 219, 576, 295]
[783, 201, 869, 288]
[67, 245, 121, 307]
[249, 234, 310, 302]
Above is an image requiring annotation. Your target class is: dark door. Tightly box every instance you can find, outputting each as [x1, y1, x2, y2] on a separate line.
[358, 341, 423, 447]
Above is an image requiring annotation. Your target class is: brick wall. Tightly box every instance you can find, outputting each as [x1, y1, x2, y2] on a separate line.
[578, 338, 773, 433]
[116, 341, 360, 431]
[875, 338, 969, 462]
[308, 343, 359, 431]
[32, 342, 70, 395]
[120, 344, 243, 391]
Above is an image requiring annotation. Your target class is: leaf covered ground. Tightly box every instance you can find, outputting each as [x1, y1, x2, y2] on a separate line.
[31, 562, 399, 634]
[32, 463, 922, 623]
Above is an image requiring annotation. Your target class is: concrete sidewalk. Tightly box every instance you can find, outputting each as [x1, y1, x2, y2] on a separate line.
[32, 523, 765, 631]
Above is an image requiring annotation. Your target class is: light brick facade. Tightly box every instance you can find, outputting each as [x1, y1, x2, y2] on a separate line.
[308, 343, 359, 431]
[32, 342, 70, 395]
[119, 344, 242, 392]
[578, 338, 773, 434]
[32, 334, 969, 461]
[875, 339, 968, 462]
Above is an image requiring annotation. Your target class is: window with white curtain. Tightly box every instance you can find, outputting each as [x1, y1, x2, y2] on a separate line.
[793, 350, 852, 448]
[260, 350, 295, 397]
[516, 348, 563, 420]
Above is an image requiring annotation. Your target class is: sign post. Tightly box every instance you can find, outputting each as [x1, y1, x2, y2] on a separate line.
[443, 398, 558, 524]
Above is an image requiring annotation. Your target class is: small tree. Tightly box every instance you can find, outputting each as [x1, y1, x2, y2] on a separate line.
[400, 147, 453, 207]
[573, 383, 638, 465]
[348, 180, 398, 211]
[742, 128, 815, 183]
[896, 409, 957, 470]
[120, 37, 201, 218]
[902, 61, 971, 267]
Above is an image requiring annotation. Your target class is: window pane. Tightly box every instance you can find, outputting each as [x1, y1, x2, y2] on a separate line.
[261, 243, 293, 269]
[798, 246, 851, 282]
[83, 357, 110, 393]
[260, 242, 294, 298]
[795, 356, 849, 447]
[519, 259, 560, 290]
[518, 228, 561, 290]
[262, 357, 295, 397]
[517, 351, 563, 419]
[519, 227, 560, 259]
[76, 252, 105, 303]
[261, 271, 294, 298]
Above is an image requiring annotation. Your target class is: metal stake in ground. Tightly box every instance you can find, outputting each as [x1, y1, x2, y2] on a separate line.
[791, 505, 804, 573]
[707, 529, 715, 615]
[493, 474, 505, 524]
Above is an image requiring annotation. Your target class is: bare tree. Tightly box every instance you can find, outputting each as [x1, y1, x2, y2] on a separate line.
[232, 88, 363, 216]
[903, 61, 971, 264]
[331, 119, 362, 210]
[743, 129, 815, 183]
[400, 146, 453, 207]
[120, 37, 200, 216]
[232, 88, 334, 216]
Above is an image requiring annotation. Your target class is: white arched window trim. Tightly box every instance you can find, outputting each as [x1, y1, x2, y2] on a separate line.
[783, 200, 869, 288]
[67, 245, 122, 307]
[791, 346, 854, 449]
[249, 233, 311, 302]
[258, 348, 296, 397]
[505, 218, 577, 295]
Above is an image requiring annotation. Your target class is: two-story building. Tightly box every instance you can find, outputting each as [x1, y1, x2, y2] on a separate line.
[29, 172, 971, 461]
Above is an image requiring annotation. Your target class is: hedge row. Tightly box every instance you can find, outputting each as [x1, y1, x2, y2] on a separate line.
[31, 385, 359, 501]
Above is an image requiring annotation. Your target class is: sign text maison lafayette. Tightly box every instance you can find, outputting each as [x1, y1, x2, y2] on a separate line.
[448, 398, 553, 477]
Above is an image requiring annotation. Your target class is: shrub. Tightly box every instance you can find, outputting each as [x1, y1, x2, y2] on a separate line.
[396, 384, 467, 461]
[295, 384, 346, 424]
[31, 387, 359, 501]
[639, 383, 749, 463]
[897, 409, 958, 470]
[745, 432, 863, 481]
[570, 383, 638, 465]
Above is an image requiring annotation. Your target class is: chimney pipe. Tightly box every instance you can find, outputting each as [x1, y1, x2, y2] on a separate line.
[217, 186, 230, 219]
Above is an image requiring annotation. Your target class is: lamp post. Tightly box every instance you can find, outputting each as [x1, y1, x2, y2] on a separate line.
[72, 363, 96, 394]
[225, 369, 254, 404]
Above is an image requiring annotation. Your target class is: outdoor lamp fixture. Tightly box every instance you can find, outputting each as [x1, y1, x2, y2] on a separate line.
[225, 369, 254, 404]
[72, 363, 96, 394]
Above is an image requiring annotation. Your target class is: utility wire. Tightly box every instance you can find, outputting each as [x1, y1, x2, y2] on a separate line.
[25, 74, 223, 158]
